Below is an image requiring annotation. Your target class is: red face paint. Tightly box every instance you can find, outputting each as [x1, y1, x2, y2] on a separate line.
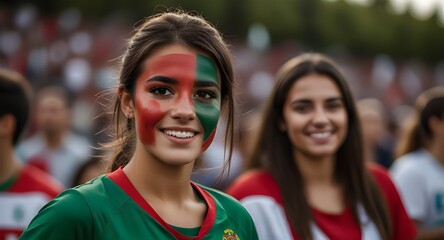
[134, 51, 221, 152]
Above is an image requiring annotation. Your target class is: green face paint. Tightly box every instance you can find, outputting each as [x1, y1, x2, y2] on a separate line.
[194, 54, 221, 146]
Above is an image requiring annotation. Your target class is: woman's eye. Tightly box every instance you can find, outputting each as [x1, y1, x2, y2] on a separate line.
[150, 86, 173, 96]
[293, 105, 310, 113]
[326, 102, 343, 110]
[194, 90, 217, 100]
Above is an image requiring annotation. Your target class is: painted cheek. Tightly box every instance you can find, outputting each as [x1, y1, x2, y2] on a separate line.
[195, 101, 220, 145]
[195, 54, 221, 148]
[136, 99, 166, 145]
[201, 129, 216, 152]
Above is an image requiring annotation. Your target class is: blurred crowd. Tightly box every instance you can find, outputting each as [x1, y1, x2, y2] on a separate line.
[0, 3, 442, 187]
[1, 5, 443, 239]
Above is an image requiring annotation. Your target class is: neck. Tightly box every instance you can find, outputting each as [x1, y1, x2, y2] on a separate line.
[427, 140, 444, 165]
[0, 140, 22, 184]
[295, 151, 336, 185]
[123, 149, 195, 202]
[44, 130, 65, 149]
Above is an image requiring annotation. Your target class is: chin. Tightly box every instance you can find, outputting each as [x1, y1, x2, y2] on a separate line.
[305, 147, 338, 159]
[161, 152, 201, 166]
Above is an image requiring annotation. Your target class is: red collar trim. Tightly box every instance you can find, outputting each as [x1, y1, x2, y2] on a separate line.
[108, 167, 216, 240]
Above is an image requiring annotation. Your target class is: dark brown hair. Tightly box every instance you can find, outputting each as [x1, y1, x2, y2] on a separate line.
[395, 86, 444, 158]
[247, 53, 392, 240]
[107, 11, 234, 174]
[0, 69, 32, 145]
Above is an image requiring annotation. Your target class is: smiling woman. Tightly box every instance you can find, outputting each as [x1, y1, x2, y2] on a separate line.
[19, 11, 258, 240]
[227, 53, 416, 240]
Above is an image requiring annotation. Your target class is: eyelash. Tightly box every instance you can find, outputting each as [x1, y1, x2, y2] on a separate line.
[149, 86, 218, 100]
[149, 86, 173, 96]
[293, 102, 342, 112]
[194, 90, 217, 100]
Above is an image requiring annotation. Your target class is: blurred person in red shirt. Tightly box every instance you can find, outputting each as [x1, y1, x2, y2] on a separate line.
[0, 69, 62, 239]
[16, 86, 91, 188]
[227, 53, 416, 240]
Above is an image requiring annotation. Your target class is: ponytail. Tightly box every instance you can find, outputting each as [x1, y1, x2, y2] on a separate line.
[394, 114, 422, 159]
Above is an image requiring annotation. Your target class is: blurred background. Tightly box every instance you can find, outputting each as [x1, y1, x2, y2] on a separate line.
[1, 0, 443, 186]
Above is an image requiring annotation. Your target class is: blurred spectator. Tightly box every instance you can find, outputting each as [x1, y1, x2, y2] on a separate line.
[391, 86, 444, 239]
[70, 156, 106, 187]
[228, 53, 416, 239]
[0, 69, 62, 239]
[357, 98, 393, 168]
[16, 86, 91, 188]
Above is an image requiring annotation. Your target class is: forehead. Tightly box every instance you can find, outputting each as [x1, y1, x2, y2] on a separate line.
[288, 74, 342, 99]
[37, 95, 66, 108]
[140, 44, 219, 84]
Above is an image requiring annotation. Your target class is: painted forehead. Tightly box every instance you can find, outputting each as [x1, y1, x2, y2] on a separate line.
[144, 53, 220, 86]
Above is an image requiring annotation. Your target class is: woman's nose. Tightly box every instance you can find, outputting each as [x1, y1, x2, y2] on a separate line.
[312, 107, 329, 124]
[170, 95, 196, 122]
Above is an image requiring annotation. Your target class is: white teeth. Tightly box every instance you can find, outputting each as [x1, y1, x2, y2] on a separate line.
[164, 130, 195, 138]
[311, 132, 331, 139]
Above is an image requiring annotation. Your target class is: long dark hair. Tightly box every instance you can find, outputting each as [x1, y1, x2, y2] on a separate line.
[106, 11, 234, 173]
[395, 86, 444, 158]
[248, 53, 392, 240]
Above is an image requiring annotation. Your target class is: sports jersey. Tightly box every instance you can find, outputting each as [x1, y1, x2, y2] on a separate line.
[227, 164, 416, 240]
[19, 167, 258, 240]
[0, 165, 62, 240]
[391, 148, 444, 228]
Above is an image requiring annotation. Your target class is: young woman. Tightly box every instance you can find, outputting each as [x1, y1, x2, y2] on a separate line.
[391, 86, 444, 240]
[20, 12, 258, 240]
[227, 53, 416, 240]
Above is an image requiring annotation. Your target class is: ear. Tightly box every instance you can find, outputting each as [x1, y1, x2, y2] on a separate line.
[0, 114, 15, 138]
[428, 116, 443, 135]
[118, 87, 135, 119]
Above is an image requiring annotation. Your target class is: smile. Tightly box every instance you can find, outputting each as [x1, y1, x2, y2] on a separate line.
[310, 132, 331, 139]
[163, 130, 195, 138]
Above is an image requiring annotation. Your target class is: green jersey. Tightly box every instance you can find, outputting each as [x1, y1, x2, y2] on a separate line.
[19, 168, 258, 240]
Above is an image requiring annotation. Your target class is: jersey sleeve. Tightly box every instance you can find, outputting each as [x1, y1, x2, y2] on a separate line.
[19, 189, 93, 240]
[369, 163, 417, 240]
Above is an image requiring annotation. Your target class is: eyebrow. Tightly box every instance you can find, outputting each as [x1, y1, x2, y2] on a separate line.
[147, 76, 178, 84]
[194, 81, 219, 88]
[290, 96, 343, 105]
[147, 76, 219, 88]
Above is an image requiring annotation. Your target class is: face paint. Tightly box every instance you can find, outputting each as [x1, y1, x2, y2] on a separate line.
[134, 53, 221, 149]
[195, 54, 221, 150]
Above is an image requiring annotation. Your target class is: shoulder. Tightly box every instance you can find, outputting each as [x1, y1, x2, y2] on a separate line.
[390, 149, 430, 177]
[226, 169, 279, 200]
[367, 163, 391, 184]
[20, 187, 95, 239]
[367, 163, 405, 206]
[367, 163, 398, 195]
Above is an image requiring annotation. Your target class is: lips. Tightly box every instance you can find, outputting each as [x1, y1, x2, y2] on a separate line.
[163, 130, 195, 138]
